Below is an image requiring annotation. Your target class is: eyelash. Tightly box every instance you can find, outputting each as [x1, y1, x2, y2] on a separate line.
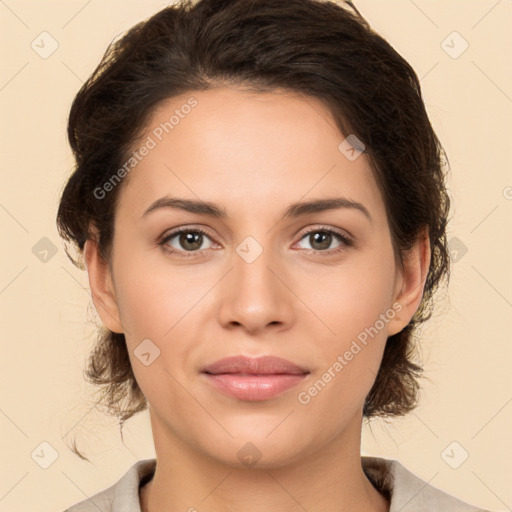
[158, 225, 353, 258]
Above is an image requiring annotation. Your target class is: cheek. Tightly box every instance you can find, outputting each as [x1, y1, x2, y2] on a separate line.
[305, 253, 397, 346]
[111, 248, 209, 387]
[112, 246, 199, 337]
[295, 248, 396, 406]
[296, 280, 392, 422]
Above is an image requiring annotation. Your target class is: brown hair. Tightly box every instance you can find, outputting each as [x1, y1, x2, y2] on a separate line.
[57, 0, 451, 447]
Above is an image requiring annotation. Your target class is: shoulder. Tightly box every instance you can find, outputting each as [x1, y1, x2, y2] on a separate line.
[362, 456, 493, 512]
[62, 459, 156, 512]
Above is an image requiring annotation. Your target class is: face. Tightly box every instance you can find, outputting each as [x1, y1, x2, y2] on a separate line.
[87, 86, 426, 468]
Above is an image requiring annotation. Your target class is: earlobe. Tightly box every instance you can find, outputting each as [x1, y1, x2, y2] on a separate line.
[387, 228, 431, 336]
[83, 237, 124, 334]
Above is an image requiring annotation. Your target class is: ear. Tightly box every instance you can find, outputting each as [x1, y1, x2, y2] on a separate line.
[387, 227, 431, 336]
[83, 235, 124, 334]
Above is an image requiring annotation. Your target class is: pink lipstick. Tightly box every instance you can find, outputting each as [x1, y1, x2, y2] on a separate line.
[201, 355, 310, 401]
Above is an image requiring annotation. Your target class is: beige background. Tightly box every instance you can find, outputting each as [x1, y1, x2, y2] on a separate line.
[1, 1, 511, 511]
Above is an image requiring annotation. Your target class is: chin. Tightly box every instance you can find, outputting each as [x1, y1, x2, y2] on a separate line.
[191, 424, 320, 471]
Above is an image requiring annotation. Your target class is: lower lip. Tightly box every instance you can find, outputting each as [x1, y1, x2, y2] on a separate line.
[202, 373, 308, 401]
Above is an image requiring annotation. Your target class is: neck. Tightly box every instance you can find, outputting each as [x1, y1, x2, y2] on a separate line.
[140, 412, 389, 512]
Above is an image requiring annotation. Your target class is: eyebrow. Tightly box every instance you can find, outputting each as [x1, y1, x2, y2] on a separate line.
[142, 196, 372, 223]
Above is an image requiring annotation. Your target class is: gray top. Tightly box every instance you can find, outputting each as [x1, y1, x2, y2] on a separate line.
[64, 456, 491, 511]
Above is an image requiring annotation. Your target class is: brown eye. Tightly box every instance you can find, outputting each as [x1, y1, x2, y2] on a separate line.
[177, 231, 204, 251]
[296, 228, 353, 253]
[308, 231, 333, 251]
[160, 228, 214, 255]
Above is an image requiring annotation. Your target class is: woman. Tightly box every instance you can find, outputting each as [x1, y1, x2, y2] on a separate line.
[57, 0, 492, 510]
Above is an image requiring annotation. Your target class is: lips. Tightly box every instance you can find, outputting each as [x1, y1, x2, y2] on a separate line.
[201, 355, 309, 376]
[201, 355, 310, 401]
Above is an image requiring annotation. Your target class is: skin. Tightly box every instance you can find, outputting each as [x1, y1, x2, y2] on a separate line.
[84, 86, 430, 512]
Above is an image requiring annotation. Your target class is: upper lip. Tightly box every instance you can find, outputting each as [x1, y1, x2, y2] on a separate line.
[201, 355, 310, 375]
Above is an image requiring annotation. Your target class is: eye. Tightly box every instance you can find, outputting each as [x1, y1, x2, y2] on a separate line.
[159, 227, 215, 257]
[295, 227, 353, 254]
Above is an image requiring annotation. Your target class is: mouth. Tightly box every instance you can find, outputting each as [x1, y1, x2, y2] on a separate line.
[201, 355, 310, 401]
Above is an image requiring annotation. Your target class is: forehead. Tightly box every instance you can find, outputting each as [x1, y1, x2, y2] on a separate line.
[117, 86, 385, 222]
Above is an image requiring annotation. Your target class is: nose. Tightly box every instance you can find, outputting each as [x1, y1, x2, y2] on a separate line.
[217, 240, 294, 335]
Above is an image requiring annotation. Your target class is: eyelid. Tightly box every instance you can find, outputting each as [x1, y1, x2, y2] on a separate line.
[296, 224, 353, 243]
